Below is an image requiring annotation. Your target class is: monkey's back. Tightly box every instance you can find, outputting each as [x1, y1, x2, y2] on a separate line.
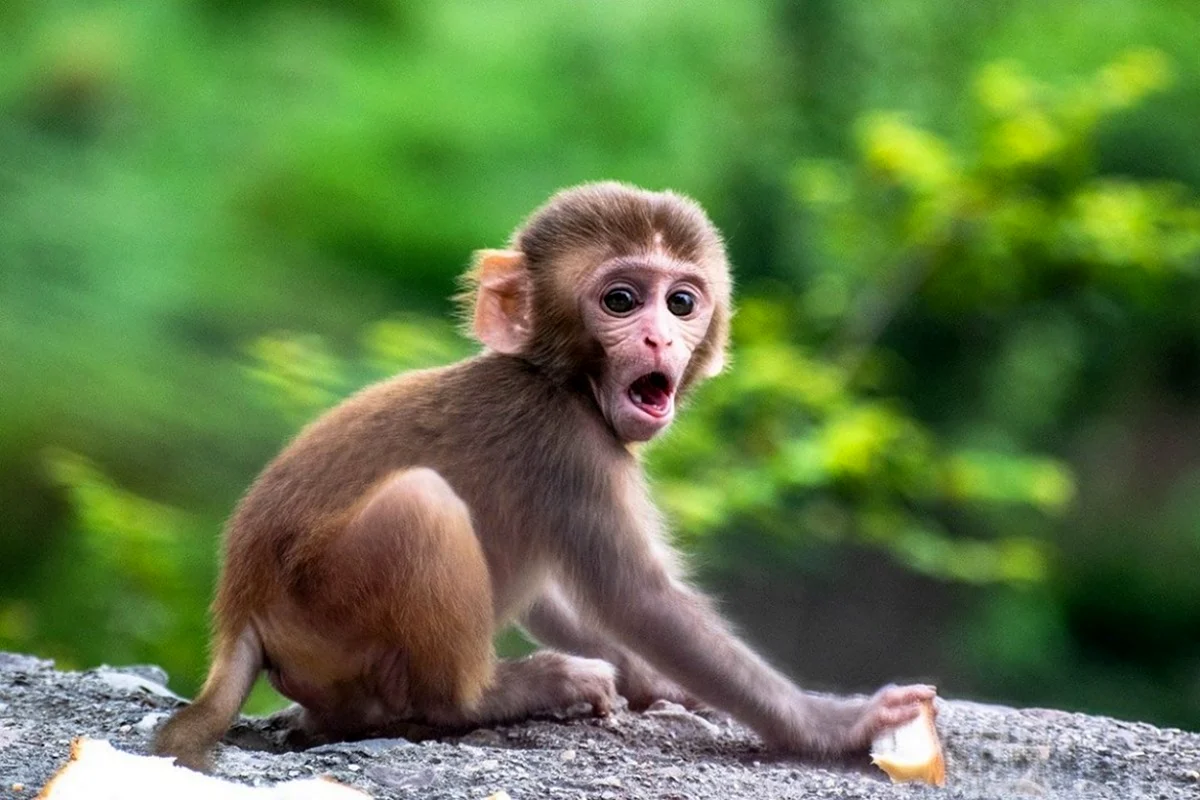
[213, 353, 625, 628]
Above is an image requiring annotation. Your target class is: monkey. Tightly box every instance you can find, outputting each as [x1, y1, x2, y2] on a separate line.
[153, 182, 934, 772]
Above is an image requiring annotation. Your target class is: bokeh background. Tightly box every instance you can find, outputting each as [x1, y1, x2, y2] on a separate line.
[2, 0, 1199, 728]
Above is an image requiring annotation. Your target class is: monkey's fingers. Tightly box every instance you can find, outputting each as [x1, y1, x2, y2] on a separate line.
[879, 684, 937, 709]
[869, 702, 923, 731]
[852, 684, 939, 744]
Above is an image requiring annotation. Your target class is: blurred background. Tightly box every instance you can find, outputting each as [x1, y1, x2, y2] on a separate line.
[2, 0, 1199, 728]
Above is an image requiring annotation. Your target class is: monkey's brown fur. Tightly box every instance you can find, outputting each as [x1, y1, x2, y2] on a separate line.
[155, 182, 933, 772]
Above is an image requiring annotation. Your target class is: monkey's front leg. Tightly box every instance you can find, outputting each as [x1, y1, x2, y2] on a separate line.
[521, 583, 699, 710]
[604, 577, 934, 756]
[568, 516, 933, 757]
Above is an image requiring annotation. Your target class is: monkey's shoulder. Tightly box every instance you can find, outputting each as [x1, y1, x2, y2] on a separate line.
[278, 354, 617, 466]
[331, 356, 568, 421]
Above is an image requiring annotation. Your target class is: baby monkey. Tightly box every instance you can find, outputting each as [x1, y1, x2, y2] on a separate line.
[155, 182, 934, 771]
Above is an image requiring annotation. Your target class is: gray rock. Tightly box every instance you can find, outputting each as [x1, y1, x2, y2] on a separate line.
[97, 663, 171, 688]
[133, 711, 170, 734]
[2, 651, 1198, 799]
[89, 668, 185, 701]
[0, 652, 53, 671]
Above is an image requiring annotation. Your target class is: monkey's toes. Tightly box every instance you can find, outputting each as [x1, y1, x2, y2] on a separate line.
[561, 656, 618, 716]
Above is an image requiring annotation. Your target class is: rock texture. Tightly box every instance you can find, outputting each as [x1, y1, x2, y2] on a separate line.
[1, 652, 1198, 799]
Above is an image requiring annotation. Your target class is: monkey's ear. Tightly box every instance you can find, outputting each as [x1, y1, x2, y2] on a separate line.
[693, 309, 729, 379]
[467, 249, 532, 354]
[700, 350, 726, 378]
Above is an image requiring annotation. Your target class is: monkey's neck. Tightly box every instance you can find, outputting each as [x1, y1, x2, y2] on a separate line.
[476, 352, 628, 454]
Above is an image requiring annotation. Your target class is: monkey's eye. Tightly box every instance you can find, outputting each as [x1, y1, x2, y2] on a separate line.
[666, 290, 696, 317]
[602, 288, 637, 315]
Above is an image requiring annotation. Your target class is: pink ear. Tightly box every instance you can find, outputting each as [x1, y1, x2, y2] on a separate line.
[472, 250, 531, 354]
[700, 350, 727, 378]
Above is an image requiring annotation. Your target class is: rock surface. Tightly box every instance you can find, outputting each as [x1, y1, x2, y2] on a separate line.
[1, 652, 1198, 799]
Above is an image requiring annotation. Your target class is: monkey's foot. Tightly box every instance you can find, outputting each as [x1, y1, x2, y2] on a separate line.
[546, 655, 621, 717]
[428, 652, 618, 728]
[222, 704, 332, 754]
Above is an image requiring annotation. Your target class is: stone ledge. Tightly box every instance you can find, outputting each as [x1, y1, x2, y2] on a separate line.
[2, 653, 1197, 799]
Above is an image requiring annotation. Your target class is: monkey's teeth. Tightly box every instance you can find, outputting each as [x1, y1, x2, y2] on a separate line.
[629, 374, 674, 417]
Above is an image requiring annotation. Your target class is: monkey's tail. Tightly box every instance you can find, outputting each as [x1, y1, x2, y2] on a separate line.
[153, 625, 263, 772]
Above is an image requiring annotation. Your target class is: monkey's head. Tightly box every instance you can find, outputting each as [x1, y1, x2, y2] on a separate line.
[461, 182, 732, 443]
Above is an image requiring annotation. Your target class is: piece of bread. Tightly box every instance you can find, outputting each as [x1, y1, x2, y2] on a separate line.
[37, 738, 371, 800]
[870, 698, 946, 786]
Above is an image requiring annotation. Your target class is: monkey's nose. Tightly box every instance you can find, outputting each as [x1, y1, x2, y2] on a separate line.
[643, 325, 675, 349]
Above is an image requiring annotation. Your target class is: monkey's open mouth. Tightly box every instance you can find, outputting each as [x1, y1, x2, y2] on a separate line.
[629, 372, 674, 417]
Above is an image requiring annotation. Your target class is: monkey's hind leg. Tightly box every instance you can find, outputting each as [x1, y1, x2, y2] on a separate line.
[322, 469, 615, 732]
[424, 651, 619, 728]
[153, 626, 262, 772]
[312, 468, 497, 723]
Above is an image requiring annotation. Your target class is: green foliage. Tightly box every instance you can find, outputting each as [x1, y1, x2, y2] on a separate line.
[650, 299, 1067, 585]
[797, 50, 1197, 317]
[45, 450, 190, 586]
[786, 49, 1200, 726]
[243, 316, 472, 423]
[653, 54, 1196, 587]
[17, 450, 213, 685]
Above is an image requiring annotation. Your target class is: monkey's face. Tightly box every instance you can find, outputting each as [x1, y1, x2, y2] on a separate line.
[464, 183, 732, 438]
[581, 252, 717, 442]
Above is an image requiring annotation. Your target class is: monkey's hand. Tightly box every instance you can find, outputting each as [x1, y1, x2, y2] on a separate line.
[770, 683, 937, 757]
[844, 684, 937, 753]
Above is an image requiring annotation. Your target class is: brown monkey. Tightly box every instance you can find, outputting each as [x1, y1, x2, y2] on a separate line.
[154, 182, 934, 772]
